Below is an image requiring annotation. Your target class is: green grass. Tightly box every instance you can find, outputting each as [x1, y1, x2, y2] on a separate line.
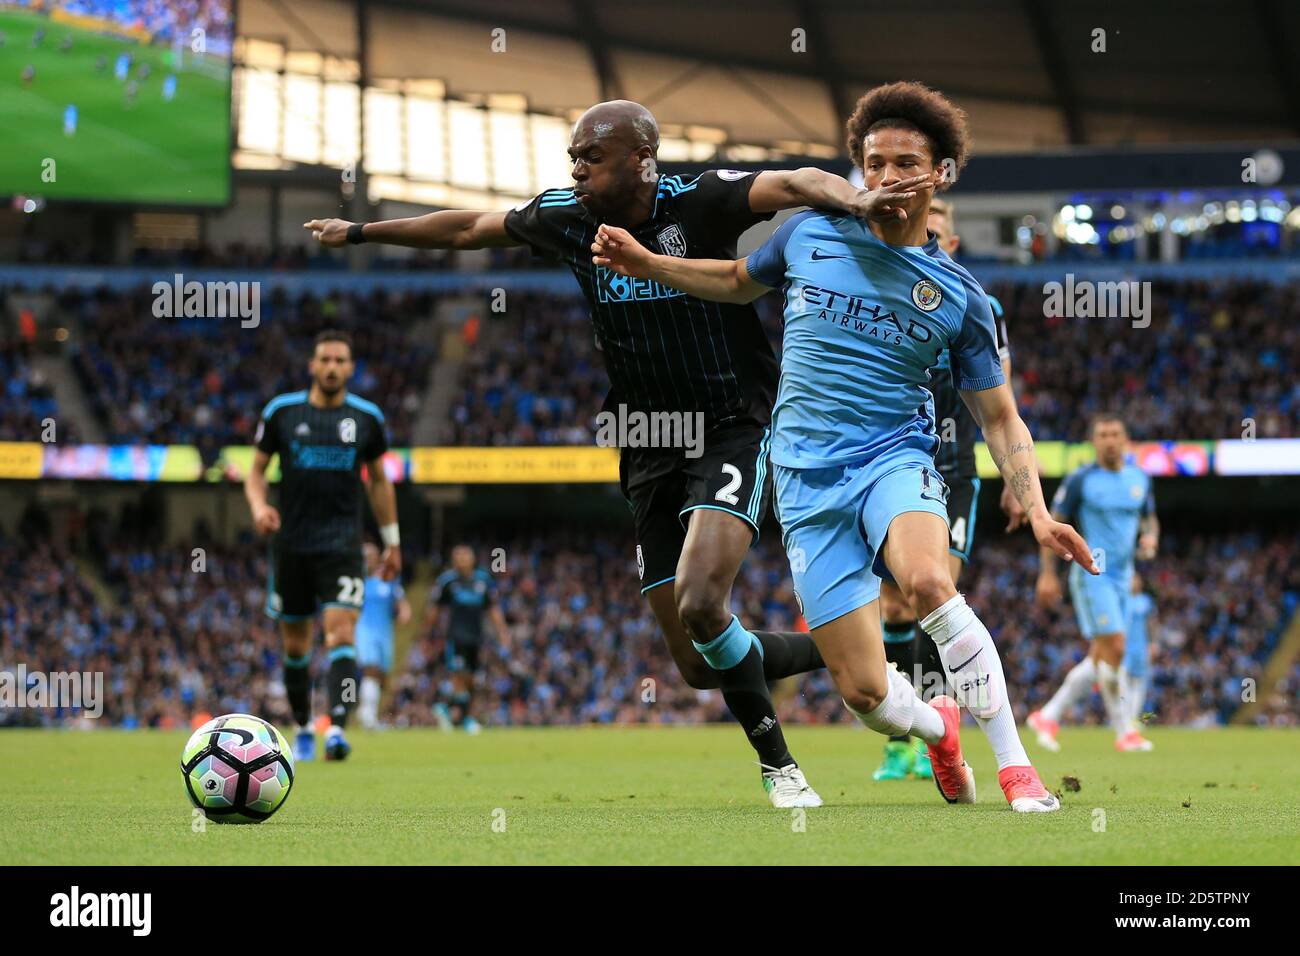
[0, 10, 229, 204]
[3, 725, 1297, 864]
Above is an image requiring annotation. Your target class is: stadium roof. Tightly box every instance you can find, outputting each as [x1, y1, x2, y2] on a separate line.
[240, 0, 1300, 152]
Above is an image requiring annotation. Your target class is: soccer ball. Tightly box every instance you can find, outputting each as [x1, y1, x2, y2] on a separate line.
[181, 713, 295, 824]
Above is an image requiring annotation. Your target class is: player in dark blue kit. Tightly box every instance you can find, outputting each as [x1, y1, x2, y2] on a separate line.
[593, 82, 1099, 810]
[426, 545, 508, 734]
[245, 330, 402, 761]
[305, 99, 919, 806]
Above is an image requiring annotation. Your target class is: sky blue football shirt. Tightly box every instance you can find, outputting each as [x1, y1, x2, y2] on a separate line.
[746, 211, 1005, 469]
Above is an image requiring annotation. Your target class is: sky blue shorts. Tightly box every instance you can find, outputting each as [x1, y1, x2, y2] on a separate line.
[356, 625, 394, 672]
[1069, 564, 1132, 639]
[774, 447, 950, 630]
[1123, 627, 1150, 676]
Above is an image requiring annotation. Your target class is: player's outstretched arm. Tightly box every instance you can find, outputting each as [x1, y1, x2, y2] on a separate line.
[749, 169, 935, 222]
[961, 383, 1098, 575]
[304, 210, 519, 250]
[591, 224, 767, 304]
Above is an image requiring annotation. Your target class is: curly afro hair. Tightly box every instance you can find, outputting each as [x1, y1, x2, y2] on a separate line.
[845, 81, 972, 186]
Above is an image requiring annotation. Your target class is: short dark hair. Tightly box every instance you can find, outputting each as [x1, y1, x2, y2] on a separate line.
[1090, 412, 1127, 433]
[845, 81, 972, 185]
[314, 329, 353, 355]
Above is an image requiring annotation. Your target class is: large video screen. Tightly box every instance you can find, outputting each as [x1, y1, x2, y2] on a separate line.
[0, 0, 233, 205]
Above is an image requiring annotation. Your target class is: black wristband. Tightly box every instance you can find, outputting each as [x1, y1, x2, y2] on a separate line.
[346, 223, 367, 245]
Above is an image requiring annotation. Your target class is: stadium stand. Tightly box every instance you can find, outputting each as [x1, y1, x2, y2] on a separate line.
[4, 500, 1296, 730]
[59, 286, 435, 448]
[3, 275, 1294, 447]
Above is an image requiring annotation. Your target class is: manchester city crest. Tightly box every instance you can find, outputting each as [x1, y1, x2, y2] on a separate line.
[912, 279, 943, 312]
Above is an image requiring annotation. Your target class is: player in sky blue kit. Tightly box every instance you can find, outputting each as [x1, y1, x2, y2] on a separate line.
[871, 196, 1014, 784]
[356, 541, 411, 730]
[1124, 573, 1156, 728]
[1030, 415, 1159, 752]
[593, 81, 1097, 811]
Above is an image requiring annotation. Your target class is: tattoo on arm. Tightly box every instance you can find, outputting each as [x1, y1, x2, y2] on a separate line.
[995, 441, 1032, 470]
[1010, 465, 1033, 507]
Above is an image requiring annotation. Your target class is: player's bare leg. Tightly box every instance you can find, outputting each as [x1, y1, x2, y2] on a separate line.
[811, 601, 973, 803]
[1029, 643, 1095, 752]
[643, 584, 720, 691]
[884, 511, 1058, 812]
[1089, 630, 1146, 750]
[874, 552, 966, 780]
[280, 618, 316, 760]
[673, 508, 819, 807]
[875, 580, 922, 780]
[321, 606, 359, 760]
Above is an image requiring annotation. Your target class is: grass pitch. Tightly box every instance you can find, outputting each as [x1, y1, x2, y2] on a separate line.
[0, 10, 230, 205]
[2, 725, 1296, 865]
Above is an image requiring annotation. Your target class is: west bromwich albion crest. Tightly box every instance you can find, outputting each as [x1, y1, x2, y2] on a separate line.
[657, 224, 687, 258]
[339, 417, 356, 443]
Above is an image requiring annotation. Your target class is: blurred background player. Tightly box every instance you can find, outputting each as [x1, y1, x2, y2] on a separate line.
[245, 330, 401, 761]
[356, 541, 410, 730]
[871, 195, 1012, 783]
[426, 544, 508, 734]
[1030, 414, 1159, 752]
[1125, 572, 1157, 730]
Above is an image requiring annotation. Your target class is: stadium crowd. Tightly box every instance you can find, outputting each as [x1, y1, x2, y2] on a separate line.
[0, 335, 75, 442]
[446, 294, 609, 446]
[4, 500, 1296, 731]
[449, 278, 1298, 445]
[10, 239, 542, 273]
[60, 286, 434, 449]
[47, 0, 234, 49]
[2, 274, 1293, 447]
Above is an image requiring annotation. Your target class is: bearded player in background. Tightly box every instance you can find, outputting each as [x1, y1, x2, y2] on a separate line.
[245, 330, 401, 762]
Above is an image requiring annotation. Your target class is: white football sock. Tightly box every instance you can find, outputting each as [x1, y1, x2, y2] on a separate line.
[846, 665, 946, 744]
[1096, 660, 1127, 736]
[1126, 672, 1149, 728]
[1041, 656, 1097, 723]
[359, 676, 381, 730]
[921, 594, 1029, 770]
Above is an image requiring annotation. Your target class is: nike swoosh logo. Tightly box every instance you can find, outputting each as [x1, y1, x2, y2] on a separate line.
[952, 649, 982, 672]
[810, 248, 851, 260]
